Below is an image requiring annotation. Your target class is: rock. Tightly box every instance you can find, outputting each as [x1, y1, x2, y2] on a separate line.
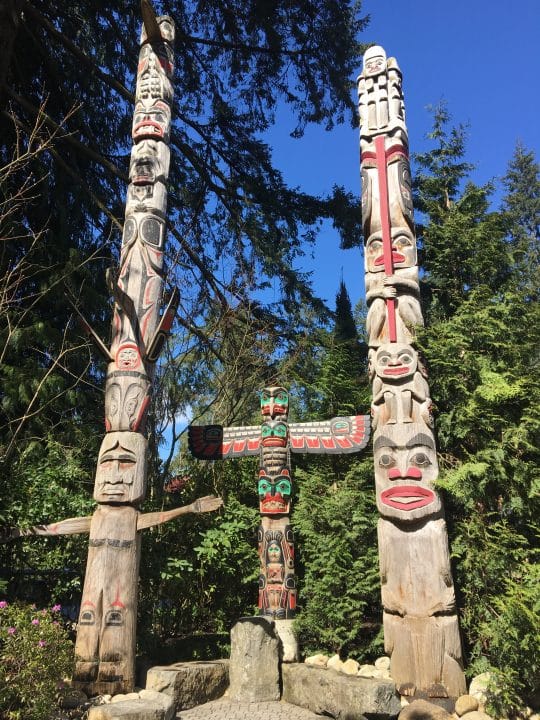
[398, 698, 453, 720]
[87, 691, 174, 720]
[342, 659, 360, 675]
[456, 712, 493, 720]
[455, 695, 479, 716]
[283, 662, 402, 719]
[305, 654, 329, 667]
[274, 618, 300, 662]
[468, 673, 494, 705]
[145, 660, 228, 711]
[57, 687, 88, 709]
[228, 617, 280, 702]
[111, 695, 127, 703]
[376, 657, 391, 671]
[374, 669, 392, 680]
[358, 664, 378, 678]
[327, 654, 344, 672]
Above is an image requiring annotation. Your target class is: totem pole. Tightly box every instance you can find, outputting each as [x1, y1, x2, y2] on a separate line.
[4, 3, 223, 697]
[357, 46, 466, 699]
[188, 387, 370, 655]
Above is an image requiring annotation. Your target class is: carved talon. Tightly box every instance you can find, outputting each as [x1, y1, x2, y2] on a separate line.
[397, 683, 416, 697]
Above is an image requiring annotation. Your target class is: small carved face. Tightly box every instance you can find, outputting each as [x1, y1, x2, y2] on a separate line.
[373, 424, 441, 521]
[132, 99, 171, 142]
[94, 432, 147, 504]
[116, 343, 141, 370]
[363, 46, 387, 76]
[267, 541, 282, 564]
[365, 228, 417, 273]
[261, 421, 288, 448]
[374, 343, 417, 381]
[260, 387, 289, 418]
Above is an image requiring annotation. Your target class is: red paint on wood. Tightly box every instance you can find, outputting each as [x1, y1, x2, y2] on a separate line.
[375, 135, 397, 342]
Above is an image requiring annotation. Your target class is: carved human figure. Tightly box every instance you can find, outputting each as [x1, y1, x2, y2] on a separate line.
[365, 228, 423, 346]
[258, 523, 296, 619]
[369, 343, 431, 428]
[357, 45, 406, 152]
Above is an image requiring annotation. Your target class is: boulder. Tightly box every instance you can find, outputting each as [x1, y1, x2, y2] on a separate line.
[305, 654, 329, 668]
[455, 695, 479, 716]
[457, 712, 493, 720]
[87, 691, 174, 720]
[375, 657, 391, 671]
[398, 698, 453, 720]
[228, 617, 280, 702]
[327, 654, 344, 672]
[274, 618, 300, 662]
[145, 660, 228, 711]
[342, 659, 360, 675]
[358, 664, 378, 678]
[282, 662, 402, 719]
[468, 673, 494, 706]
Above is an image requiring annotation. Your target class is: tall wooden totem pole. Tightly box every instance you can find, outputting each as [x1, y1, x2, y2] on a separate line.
[357, 46, 466, 699]
[189, 387, 370, 656]
[5, 3, 222, 697]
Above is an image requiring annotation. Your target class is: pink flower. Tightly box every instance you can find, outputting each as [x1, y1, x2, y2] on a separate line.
[38, 640, 46, 647]
[0, 601, 8, 608]
[7, 627, 16, 635]
[51, 604, 61, 613]
[31, 618, 39, 625]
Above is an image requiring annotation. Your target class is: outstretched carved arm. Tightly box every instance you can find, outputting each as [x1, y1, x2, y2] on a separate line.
[137, 495, 223, 531]
[3, 516, 92, 540]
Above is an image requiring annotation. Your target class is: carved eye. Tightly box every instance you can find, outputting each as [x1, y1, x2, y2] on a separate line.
[398, 352, 413, 364]
[394, 234, 412, 248]
[258, 480, 271, 494]
[274, 425, 287, 437]
[377, 353, 391, 366]
[410, 452, 431, 467]
[378, 453, 395, 468]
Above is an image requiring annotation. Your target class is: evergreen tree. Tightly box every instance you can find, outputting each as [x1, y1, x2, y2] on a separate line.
[414, 110, 539, 713]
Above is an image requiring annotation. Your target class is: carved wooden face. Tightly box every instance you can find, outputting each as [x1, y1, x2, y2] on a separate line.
[94, 432, 147, 504]
[105, 374, 150, 432]
[365, 227, 417, 272]
[374, 343, 417, 382]
[132, 99, 171, 142]
[260, 386, 289, 418]
[373, 424, 441, 521]
[258, 471, 291, 514]
[129, 139, 170, 186]
[363, 46, 387, 76]
[261, 420, 288, 448]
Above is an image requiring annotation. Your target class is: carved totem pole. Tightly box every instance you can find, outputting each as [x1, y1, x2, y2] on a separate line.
[357, 46, 466, 699]
[189, 387, 370, 655]
[5, 4, 223, 697]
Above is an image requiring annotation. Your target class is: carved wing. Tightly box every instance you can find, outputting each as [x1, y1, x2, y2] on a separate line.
[188, 424, 261, 460]
[288, 415, 371, 454]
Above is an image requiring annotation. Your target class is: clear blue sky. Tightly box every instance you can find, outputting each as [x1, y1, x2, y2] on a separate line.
[266, 0, 540, 310]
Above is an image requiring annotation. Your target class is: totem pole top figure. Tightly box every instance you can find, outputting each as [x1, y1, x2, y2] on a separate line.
[357, 45, 406, 153]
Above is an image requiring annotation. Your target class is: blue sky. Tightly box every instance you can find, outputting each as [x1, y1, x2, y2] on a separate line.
[266, 0, 540, 309]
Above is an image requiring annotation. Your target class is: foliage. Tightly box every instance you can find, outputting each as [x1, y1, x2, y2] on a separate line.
[414, 110, 540, 712]
[0, 601, 73, 720]
[293, 458, 382, 658]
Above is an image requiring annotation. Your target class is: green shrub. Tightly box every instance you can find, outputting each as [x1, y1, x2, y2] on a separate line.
[0, 601, 73, 720]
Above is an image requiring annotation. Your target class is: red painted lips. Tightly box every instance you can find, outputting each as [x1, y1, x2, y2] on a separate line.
[381, 485, 435, 510]
[382, 366, 410, 375]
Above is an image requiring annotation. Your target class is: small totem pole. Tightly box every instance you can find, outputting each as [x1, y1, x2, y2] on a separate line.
[188, 387, 370, 655]
[357, 46, 466, 698]
[5, 3, 222, 697]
